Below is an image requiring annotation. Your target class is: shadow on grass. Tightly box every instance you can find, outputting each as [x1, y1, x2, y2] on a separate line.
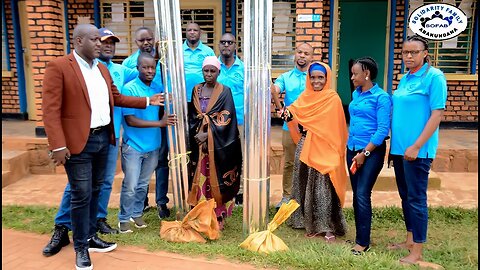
[2, 205, 478, 270]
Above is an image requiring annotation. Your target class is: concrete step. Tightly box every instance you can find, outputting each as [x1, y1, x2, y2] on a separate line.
[2, 150, 30, 188]
[2, 136, 48, 151]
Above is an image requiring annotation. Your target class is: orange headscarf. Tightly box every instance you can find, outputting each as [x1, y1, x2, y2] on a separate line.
[287, 62, 348, 207]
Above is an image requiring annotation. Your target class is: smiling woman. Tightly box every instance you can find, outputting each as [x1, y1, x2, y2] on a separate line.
[283, 62, 349, 243]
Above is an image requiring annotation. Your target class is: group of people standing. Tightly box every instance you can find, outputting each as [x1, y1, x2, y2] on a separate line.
[41, 20, 446, 270]
[275, 35, 447, 266]
[41, 23, 245, 270]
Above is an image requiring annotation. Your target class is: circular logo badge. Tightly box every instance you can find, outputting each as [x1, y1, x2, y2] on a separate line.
[408, 3, 468, 40]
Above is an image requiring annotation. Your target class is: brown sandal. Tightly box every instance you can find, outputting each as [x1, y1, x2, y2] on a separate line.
[304, 232, 321, 238]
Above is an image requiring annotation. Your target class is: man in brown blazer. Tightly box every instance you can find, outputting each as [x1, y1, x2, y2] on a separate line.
[42, 24, 164, 270]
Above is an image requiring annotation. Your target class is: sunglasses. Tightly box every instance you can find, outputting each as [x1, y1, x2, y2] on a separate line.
[220, 40, 235, 46]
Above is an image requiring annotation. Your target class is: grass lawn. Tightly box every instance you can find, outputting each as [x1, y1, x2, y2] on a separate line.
[2, 205, 478, 269]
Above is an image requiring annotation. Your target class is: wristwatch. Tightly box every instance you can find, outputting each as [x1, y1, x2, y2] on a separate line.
[362, 149, 371, 157]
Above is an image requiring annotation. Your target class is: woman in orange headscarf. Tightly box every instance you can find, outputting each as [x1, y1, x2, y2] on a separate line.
[284, 62, 348, 242]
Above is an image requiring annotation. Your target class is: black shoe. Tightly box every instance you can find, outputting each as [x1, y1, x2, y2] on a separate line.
[42, 224, 70, 257]
[97, 218, 119, 234]
[158, 204, 171, 219]
[88, 234, 117, 253]
[351, 245, 370, 256]
[75, 248, 92, 270]
[235, 193, 244, 205]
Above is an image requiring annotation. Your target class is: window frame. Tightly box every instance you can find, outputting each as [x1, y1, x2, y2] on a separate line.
[2, 1, 12, 77]
[236, 0, 297, 78]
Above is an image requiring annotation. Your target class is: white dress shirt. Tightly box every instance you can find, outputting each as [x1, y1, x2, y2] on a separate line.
[73, 50, 111, 129]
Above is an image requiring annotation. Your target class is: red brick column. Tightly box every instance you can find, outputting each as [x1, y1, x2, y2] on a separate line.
[26, 0, 65, 133]
[295, 0, 324, 61]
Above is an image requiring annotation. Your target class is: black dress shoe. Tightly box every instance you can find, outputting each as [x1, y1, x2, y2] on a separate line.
[42, 224, 70, 257]
[75, 248, 92, 270]
[88, 234, 117, 253]
[97, 218, 119, 234]
[157, 204, 171, 219]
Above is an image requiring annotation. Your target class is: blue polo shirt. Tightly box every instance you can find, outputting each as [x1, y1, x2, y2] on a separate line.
[99, 59, 138, 139]
[347, 83, 392, 151]
[183, 40, 215, 102]
[274, 67, 307, 131]
[122, 50, 163, 88]
[122, 77, 162, 153]
[217, 56, 245, 125]
[390, 63, 447, 159]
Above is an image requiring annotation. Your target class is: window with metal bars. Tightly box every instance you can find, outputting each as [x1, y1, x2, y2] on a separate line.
[236, 0, 297, 77]
[100, 0, 155, 59]
[100, 0, 217, 61]
[407, 0, 477, 74]
[2, 2, 11, 72]
[180, 9, 216, 49]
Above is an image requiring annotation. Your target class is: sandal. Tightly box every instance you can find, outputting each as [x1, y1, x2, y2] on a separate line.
[324, 235, 336, 243]
[351, 245, 370, 256]
[304, 232, 321, 238]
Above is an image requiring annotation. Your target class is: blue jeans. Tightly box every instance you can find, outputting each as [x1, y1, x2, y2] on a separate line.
[118, 143, 159, 223]
[155, 127, 169, 206]
[97, 138, 119, 219]
[392, 154, 432, 243]
[54, 139, 119, 228]
[346, 143, 386, 247]
[63, 128, 109, 251]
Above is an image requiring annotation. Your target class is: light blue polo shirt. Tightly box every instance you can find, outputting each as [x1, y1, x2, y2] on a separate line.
[99, 59, 138, 139]
[217, 56, 245, 125]
[122, 77, 163, 153]
[122, 50, 163, 88]
[183, 40, 215, 102]
[274, 67, 307, 131]
[390, 63, 447, 159]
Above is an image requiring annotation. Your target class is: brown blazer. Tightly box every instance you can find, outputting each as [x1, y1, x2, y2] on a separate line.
[42, 53, 147, 154]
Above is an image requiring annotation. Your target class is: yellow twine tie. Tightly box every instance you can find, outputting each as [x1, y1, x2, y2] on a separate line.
[168, 151, 192, 168]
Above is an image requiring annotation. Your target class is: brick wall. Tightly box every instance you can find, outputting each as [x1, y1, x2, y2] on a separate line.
[2, 1, 20, 114]
[3, 0, 477, 127]
[26, 0, 65, 129]
[320, 0, 331, 64]
[444, 81, 478, 122]
[66, 0, 95, 52]
[295, 0, 324, 62]
[392, 0, 406, 91]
